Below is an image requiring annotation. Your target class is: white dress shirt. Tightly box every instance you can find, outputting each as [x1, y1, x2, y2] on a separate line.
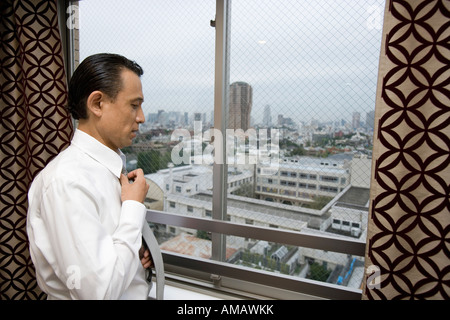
[27, 129, 150, 299]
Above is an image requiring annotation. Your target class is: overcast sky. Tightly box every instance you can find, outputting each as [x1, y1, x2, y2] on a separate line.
[78, 0, 385, 124]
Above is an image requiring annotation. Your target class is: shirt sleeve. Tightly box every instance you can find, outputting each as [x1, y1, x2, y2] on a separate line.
[30, 176, 146, 299]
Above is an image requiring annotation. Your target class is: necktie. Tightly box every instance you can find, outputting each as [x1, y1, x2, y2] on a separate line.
[142, 220, 165, 300]
[122, 166, 165, 299]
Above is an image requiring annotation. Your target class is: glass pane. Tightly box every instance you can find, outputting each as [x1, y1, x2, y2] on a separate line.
[229, 237, 365, 289]
[77, 0, 384, 291]
[78, 0, 217, 259]
[225, 0, 384, 286]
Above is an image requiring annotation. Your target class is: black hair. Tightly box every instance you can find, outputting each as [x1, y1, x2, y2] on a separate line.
[67, 53, 144, 120]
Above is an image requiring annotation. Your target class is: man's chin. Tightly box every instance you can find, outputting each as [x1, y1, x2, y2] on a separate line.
[119, 140, 133, 150]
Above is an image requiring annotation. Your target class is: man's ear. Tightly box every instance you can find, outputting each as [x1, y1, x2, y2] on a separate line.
[86, 91, 104, 118]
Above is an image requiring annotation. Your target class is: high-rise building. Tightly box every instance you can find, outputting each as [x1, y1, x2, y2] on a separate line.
[262, 105, 272, 127]
[194, 112, 202, 122]
[352, 112, 360, 129]
[157, 109, 167, 126]
[228, 81, 252, 131]
[366, 110, 375, 129]
[278, 114, 284, 127]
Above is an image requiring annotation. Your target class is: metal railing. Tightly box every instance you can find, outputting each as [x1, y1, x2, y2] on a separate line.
[146, 209, 365, 300]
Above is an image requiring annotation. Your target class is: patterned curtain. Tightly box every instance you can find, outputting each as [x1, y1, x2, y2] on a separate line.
[0, 0, 73, 299]
[363, 0, 449, 299]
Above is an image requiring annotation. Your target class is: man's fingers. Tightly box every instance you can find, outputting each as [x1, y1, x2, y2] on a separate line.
[141, 256, 153, 269]
[120, 169, 148, 203]
[119, 174, 128, 185]
[127, 168, 144, 180]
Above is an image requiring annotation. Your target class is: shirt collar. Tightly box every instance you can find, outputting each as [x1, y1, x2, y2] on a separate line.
[71, 129, 126, 179]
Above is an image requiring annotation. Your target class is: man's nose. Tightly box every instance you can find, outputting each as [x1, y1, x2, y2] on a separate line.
[137, 107, 145, 123]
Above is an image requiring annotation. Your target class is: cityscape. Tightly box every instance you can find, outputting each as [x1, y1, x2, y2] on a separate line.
[122, 80, 375, 289]
[138, 81, 375, 158]
[9, 0, 445, 302]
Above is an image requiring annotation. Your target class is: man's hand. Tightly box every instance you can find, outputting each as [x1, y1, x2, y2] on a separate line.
[120, 168, 149, 203]
[139, 244, 153, 269]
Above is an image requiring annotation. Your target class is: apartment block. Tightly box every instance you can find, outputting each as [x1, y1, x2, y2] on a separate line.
[255, 156, 351, 205]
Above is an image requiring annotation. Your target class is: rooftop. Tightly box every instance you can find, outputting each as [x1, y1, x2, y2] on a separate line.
[160, 233, 238, 260]
[334, 186, 370, 208]
[191, 191, 324, 220]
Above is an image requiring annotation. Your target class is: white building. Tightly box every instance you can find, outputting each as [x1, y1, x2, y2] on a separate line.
[144, 163, 253, 210]
[164, 191, 312, 248]
[144, 154, 370, 288]
[329, 153, 371, 238]
[255, 156, 351, 205]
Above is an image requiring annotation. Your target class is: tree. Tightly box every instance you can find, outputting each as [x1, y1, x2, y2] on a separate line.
[196, 230, 211, 240]
[306, 196, 333, 210]
[290, 146, 305, 156]
[137, 150, 157, 174]
[137, 149, 172, 174]
[232, 182, 254, 198]
[309, 262, 331, 282]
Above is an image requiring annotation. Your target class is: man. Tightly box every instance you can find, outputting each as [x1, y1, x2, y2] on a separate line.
[27, 53, 152, 299]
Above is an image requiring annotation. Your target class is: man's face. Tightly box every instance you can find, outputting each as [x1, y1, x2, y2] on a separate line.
[99, 69, 145, 151]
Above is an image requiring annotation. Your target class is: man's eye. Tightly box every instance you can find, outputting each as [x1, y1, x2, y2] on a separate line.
[131, 104, 138, 109]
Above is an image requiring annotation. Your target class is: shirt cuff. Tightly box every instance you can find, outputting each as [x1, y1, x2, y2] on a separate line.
[120, 200, 146, 230]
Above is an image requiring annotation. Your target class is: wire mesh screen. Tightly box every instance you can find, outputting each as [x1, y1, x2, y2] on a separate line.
[78, 0, 384, 290]
[78, 0, 216, 258]
[226, 0, 383, 287]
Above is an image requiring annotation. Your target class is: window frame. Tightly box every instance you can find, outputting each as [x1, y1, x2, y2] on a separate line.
[62, 0, 371, 300]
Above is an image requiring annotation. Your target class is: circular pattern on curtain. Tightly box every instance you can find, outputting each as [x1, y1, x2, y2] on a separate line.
[364, 0, 449, 299]
[0, 0, 73, 299]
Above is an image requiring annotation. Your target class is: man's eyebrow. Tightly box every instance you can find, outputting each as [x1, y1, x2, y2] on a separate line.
[130, 97, 144, 103]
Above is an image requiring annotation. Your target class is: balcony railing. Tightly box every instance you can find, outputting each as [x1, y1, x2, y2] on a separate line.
[146, 209, 366, 300]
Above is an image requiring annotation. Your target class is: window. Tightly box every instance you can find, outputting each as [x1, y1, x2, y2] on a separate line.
[299, 173, 317, 181]
[321, 176, 339, 183]
[352, 222, 361, 228]
[77, 0, 384, 299]
[282, 189, 296, 196]
[280, 180, 296, 187]
[319, 185, 339, 193]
